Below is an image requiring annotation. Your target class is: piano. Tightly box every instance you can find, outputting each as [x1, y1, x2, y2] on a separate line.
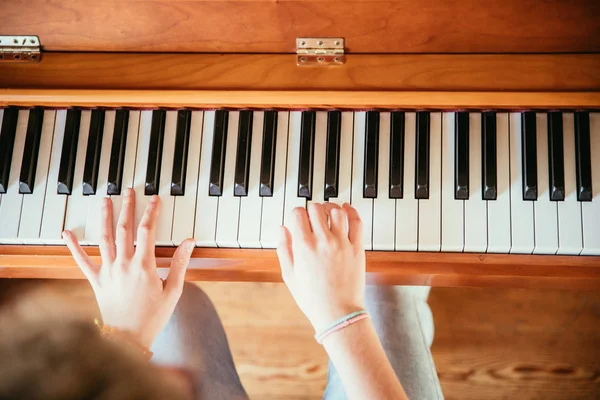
[1, 0, 599, 289]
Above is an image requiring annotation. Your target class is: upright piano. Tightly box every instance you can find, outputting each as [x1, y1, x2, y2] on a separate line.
[0, 0, 599, 289]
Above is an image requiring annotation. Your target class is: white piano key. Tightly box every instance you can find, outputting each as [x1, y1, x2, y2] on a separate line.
[509, 113, 534, 254]
[372, 112, 395, 250]
[133, 111, 153, 233]
[18, 110, 56, 243]
[581, 112, 600, 255]
[395, 112, 418, 251]
[261, 111, 290, 248]
[63, 110, 92, 243]
[350, 112, 373, 250]
[464, 113, 487, 252]
[238, 111, 264, 248]
[194, 111, 219, 247]
[533, 113, 558, 254]
[309, 111, 328, 204]
[418, 112, 442, 252]
[487, 113, 512, 253]
[172, 111, 203, 246]
[0, 110, 28, 244]
[40, 110, 69, 244]
[283, 112, 307, 225]
[441, 112, 464, 252]
[84, 110, 115, 245]
[155, 111, 178, 245]
[333, 111, 353, 205]
[215, 111, 241, 248]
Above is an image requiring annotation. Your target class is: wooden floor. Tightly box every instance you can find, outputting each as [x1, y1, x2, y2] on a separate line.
[0, 280, 599, 399]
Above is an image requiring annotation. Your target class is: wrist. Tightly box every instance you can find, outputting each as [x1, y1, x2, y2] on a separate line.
[310, 303, 366, 333]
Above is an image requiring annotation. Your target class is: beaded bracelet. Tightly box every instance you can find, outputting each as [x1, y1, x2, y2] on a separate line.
[95, 319, 154, 361]
[314, 310, 370, 344]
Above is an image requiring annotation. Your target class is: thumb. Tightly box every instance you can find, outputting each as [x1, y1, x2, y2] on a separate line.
[276, 226, 294, 284]
[165, 239, 195, 298]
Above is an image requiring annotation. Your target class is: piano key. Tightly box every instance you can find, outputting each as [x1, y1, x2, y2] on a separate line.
[372, 112, 395, 250]
[234, 110, 253, 197]
[133, 111, 153, 231]
[521, 111, 537, 201]
[107, 109, 129, 195]
[581, 112, 600, 255]
[324, 111, 341, 200]
[40, 110, 69, 244]
[0, 107, 18, 193]
[82, 109, 105, 196]
[283, 112, 307, 226]
[509, 112, 535, 253]
[216, 111, 241, 248]
[334, 112, 354, 205]
[259, 110, 277, 197]
[574, 112, 593, 202]
[418, 112, 442, 251]
[57, 109, 81, 195]
[557, 113, 583, 255]
[464, 113, 487, 252]
[18, 107, 44, 194]
[363, 111, 379, 199]
[171, 110, 192, 196]
[308, 111, 327, 203]
[533, 112, 559, 254]
[172, 111, 203, 246]
[63, 110, 93, 243]
[454, 111, 469, 200]
[208, 110, 229, 197]
[389, 112, 404, 199]
[155, 111, 178, 245]
[415, 111, 430, 199]
[261, 111, 290, 248]
[486, 113, 512, 253]
[145, 110, 166, 196]
[482, 111, 498, 200]
[0, 110, 28, 243]
[194, 111, 219, 247]
[238, 111, 265, 248]
[18, 110, 56, 243]
[547, 112, 565, 201]
[395, 112, 418, 251]
[441, 112, 464, 252]
[350, 112, 373, 250]
[298, 111, 316, 199]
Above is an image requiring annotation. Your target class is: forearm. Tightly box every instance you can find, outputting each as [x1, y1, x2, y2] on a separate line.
[323, 319, 408, 400]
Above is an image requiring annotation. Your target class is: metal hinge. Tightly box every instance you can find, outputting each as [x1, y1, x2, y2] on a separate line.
[0, 36, 41, 63]
[296, 38, 345, 66]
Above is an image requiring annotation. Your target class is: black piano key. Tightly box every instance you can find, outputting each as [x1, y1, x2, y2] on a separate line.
[0, 107, 19, 193]
[574, 112, 593, 202]
[18, 108, 44, 194]
[82, 109, 105, 196]
[547, 112, 565, 201]
[482, 111, 498, 200]
[234, 111, 253, 197]
[171, 110, 192, 196]
[107, 110, 129, 195]
[363, 111, 379, 199]
[324, 111, 341, 200]
[454, 112, 470, 200]
[415, 111, 430, 199]
[57, 109, 82, 195]
[298, 111, 316, 199]
[209, 110, 229, 196]
[389, 112, 405, 199]
[259, 111, 278, 197]
[521, 112, 537, 201]
[144, 110, 166, 196]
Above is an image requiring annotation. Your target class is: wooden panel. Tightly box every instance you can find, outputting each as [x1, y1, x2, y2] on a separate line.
[1, 1, 599, 53]
[1, 246, 600, 289]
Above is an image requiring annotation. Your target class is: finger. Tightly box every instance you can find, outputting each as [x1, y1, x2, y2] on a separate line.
[342, 203, 364, 248]
[307, 203, 331, 240]
[276, 226, 294, 284]
[329, 207, 348, 239]
[164, 239, 195, 298]
[116, 188, 135, 259]
[136, 195, 160, 259]
[322, 202, 341, 217]
[62, 230, 99, 284]
[99, 198, 116, 264]
[288, 207, 314, 244]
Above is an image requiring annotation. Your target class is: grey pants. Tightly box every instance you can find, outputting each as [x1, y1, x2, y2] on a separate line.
[151, 284, 444, 399]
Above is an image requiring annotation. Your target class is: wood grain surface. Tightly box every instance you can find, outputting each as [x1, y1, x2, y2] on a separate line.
[1, 0, 599, 53]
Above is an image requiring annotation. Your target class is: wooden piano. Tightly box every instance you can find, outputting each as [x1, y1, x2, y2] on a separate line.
[0, 0, 599, 289]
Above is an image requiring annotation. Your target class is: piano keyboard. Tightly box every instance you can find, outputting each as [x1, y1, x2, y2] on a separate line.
[0, 108, 598, 255]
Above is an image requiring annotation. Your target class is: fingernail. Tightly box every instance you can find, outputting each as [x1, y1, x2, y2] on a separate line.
[150, 195, 159, 203]
[186, 241, 195, 252]
[61, 231, 67, 239]
[125, 188, 132, 197]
